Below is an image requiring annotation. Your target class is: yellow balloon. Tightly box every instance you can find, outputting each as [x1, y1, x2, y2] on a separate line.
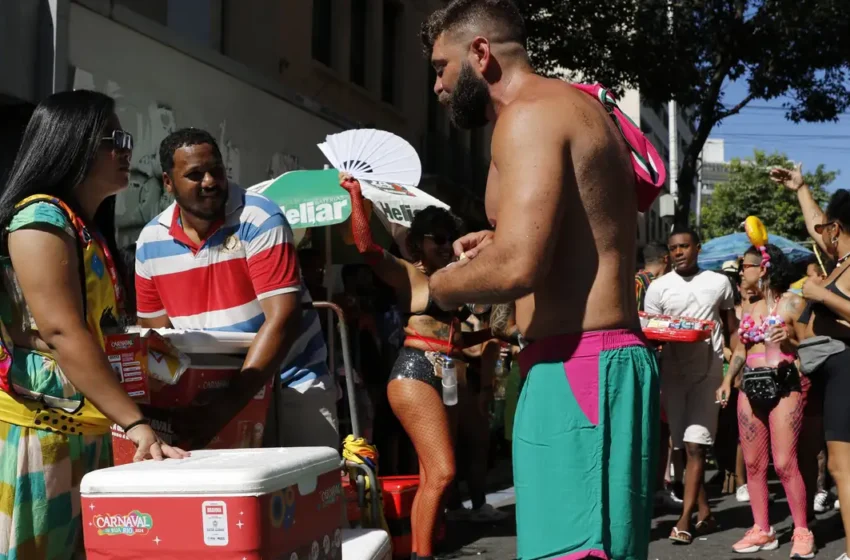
[744, 215, 768, 247]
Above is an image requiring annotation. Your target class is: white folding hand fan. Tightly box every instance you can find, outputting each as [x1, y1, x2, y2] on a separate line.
[318, 129, 422, 186]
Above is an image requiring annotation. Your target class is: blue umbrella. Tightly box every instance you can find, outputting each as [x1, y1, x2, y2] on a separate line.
[698, 232, 813, 271]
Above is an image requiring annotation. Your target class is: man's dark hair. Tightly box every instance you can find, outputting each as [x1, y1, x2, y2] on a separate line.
[159, 128, 222, 175]
[421, 0, 526, 57]
[642, 242, 668, 265]
[668, 224, 701, 245]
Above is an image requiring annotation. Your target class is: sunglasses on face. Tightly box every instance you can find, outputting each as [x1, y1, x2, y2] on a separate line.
[741, 263, 760, 270]
[102, 129, 134, 151]
[814, 221, 839, 235]
[425, 233, 452, 246]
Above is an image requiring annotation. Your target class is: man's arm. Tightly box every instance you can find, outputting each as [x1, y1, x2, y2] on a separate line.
[227, 291, 302, 410]
[135, 242, 173, 328]
[429, 101, 568, 308]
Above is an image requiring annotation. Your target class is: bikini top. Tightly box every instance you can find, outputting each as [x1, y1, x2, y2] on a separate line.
[738, 312, 784, 346]
[798, 265, 850, 325]
[403, 297, 471, 324]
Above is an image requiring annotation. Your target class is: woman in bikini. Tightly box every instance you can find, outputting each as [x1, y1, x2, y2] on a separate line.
[717, 244, 815, 557]
[339, 176, 493, 560]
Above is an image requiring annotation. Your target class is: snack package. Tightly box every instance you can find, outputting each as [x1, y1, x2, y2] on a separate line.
[104, 330, 190, 403]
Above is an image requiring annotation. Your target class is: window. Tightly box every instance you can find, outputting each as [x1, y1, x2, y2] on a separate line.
[350, 0, 368, 86]
[115, 0, 222, 50]
[312, 0, 333, 66]
[382, 1, 401, 104]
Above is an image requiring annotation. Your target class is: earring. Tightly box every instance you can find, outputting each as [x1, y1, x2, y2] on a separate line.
[758, 278, 764, 291]
[833, 237, 839, 247]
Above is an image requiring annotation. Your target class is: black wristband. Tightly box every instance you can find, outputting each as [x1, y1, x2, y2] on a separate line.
[123, 418, 150, 433]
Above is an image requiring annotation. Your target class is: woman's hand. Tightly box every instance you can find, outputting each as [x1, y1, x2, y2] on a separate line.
[769, 163, 805, 191]
[767, 324, 789, 344]
[715, 378, 733, 408]
[127, 423, 189, 462]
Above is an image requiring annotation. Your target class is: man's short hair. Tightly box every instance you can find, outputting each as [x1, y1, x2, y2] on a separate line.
[642, 242, 669, 265]
[668, 224, 701, 245]
[421, 0, 526, 58]
[159, 128, 223, 175]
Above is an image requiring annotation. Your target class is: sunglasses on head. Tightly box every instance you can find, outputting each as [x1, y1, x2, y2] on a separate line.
[102, 129, 134, 151]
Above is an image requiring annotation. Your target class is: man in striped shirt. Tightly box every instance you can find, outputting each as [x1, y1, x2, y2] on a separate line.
[135, 128, 337, 450]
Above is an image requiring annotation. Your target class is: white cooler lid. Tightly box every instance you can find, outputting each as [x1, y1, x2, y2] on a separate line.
[341, 529, 391, 560]
[81, 448, 340, 496]
[132, 327, 256, 354]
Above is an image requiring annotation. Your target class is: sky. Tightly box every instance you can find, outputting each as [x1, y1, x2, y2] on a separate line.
[710, 80, 850, 192]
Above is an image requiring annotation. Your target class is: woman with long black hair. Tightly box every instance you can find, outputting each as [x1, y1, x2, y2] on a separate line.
[0, 90, 186, 558]
[338, 176, 493, 559]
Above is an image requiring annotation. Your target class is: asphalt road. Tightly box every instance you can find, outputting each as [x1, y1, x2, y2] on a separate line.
[442, 479, 847, 559]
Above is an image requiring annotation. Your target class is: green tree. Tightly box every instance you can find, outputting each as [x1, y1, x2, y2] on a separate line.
[700, 151, 834, 242]
[519, 0, 850, 225]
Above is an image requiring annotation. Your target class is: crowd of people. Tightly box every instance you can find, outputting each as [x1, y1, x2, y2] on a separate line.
[636, 164, 850, 559]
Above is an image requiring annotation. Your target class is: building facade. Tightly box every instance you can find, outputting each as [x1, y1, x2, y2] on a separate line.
[0, 0, 491, 249]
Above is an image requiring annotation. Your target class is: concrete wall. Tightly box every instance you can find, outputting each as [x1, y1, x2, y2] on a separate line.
[68, 3, 344, 247]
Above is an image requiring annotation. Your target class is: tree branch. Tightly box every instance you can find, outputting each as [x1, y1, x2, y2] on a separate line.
[715, 93, 756, 122]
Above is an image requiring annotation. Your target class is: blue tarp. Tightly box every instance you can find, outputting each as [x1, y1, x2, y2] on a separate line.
[698, 232, 813, 271]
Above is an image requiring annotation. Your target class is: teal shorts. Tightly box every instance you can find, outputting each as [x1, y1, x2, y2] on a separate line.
[514, 329, 659, 560]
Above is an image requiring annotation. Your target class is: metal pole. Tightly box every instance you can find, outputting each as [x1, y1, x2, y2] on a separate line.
[696, 158, 703, 228]
[667, 2, 678, 200]
[323, 164, 335, 378]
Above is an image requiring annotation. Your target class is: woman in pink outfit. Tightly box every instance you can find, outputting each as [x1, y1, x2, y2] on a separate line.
[717, 244, 815, 558]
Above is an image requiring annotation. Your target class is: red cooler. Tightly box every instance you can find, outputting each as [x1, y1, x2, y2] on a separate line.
[81, 448, 343, 559]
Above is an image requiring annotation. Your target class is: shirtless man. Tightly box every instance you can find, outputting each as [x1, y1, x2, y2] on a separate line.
[423, 1, 662, 559]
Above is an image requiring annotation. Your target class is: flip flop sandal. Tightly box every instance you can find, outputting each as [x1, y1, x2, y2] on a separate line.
[695, 516, 719, 535]
[668, 527, 692, 545]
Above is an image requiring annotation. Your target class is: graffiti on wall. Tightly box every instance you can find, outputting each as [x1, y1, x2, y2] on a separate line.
[73, 68, 305, 249]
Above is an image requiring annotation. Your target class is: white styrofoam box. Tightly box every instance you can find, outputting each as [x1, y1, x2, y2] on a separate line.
[341, 529, 392, 560]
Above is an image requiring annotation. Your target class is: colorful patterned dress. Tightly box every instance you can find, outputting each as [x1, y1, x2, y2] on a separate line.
[0, 196, 124, 560]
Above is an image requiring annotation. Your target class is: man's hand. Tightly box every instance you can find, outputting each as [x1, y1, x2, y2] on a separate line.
[452, 231, 494, 260]
[769, 163, 805, 191]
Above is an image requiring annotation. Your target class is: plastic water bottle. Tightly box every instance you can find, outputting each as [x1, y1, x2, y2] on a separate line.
[442, 356, 458, 406]
[764, 316, 783, 367]
[494, 355, 508, 401]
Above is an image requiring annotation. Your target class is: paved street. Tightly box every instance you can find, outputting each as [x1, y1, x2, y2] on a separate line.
[443, 478, 847, 559]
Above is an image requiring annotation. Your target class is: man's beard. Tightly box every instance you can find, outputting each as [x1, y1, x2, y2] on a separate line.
[447, 63, 490, 130]
[174, 189, 228, 222]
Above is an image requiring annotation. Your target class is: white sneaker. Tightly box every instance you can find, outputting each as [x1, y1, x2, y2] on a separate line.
[834, 553, 848, 560]
[468, 504, 510, 523]
[815, 490, 834, 513]
[736, 484, 750, 503]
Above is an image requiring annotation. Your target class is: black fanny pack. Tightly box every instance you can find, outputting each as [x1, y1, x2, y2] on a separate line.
[741, 363, 795, 407]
